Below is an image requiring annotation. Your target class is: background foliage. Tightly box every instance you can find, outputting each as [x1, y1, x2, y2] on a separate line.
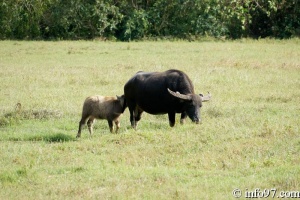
[0, 0, 299, 40]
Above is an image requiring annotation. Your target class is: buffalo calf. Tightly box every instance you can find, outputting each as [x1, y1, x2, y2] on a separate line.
[76, 95, 126, 138]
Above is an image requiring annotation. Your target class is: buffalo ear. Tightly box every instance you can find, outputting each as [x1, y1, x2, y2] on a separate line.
[199, 92, 211, 102]
[167, 88, 192, 101]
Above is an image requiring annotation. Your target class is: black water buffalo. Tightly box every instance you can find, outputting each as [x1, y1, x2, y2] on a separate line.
[124, 69, 211, 129]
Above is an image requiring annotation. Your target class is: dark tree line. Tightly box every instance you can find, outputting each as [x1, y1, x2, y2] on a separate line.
[0, 0, 299, 40]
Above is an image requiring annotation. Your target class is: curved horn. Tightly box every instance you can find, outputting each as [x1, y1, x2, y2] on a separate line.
[200, 92, 211, 102]
[167, 88, 192, 100]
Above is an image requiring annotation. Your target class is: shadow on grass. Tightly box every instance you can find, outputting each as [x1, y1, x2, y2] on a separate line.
[8, 133, 76, 143]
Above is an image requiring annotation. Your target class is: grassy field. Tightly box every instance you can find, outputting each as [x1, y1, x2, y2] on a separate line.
[0, 39, 299, 199]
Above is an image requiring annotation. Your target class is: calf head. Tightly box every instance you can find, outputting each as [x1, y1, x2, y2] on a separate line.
[117, 95, 127, 113]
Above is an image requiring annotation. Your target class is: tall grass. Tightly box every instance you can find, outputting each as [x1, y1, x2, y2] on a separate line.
[0, 39, 299, 199]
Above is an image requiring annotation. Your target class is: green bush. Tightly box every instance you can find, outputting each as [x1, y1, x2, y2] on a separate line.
[0, 0, 299, 40]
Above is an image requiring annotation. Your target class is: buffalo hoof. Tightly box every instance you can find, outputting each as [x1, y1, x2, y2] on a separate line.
[169, 121, 175, 127]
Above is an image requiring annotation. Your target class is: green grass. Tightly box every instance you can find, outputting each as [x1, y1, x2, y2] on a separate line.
[0, 39, 299, 199]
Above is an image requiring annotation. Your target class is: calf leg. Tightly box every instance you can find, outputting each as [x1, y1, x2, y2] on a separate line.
[87, 118, 95, 136]
[114, 119, 120, 133]
[77, 119, 85, 138]
[77, 115, 88, 138]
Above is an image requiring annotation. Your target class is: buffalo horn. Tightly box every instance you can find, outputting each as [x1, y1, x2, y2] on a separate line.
[200, 92, 211, 102]
[167, 88, 192, 100]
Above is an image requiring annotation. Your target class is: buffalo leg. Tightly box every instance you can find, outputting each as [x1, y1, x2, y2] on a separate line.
[134, 107, 143, 128]
[180, 112, 187, 124]
[107, 120, 113, 133]
[129, 107, 136, 129]
[168, 112, 176, 127]
[87, 118, 94, 136]
[128, 101, 137, 129]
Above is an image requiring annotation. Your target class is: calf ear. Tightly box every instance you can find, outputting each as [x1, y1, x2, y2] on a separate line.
[116, 95, 124, 102]
[199, 92, 211, 102]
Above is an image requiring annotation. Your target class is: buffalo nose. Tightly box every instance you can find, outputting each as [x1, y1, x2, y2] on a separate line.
[193, 118, 201, 124]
